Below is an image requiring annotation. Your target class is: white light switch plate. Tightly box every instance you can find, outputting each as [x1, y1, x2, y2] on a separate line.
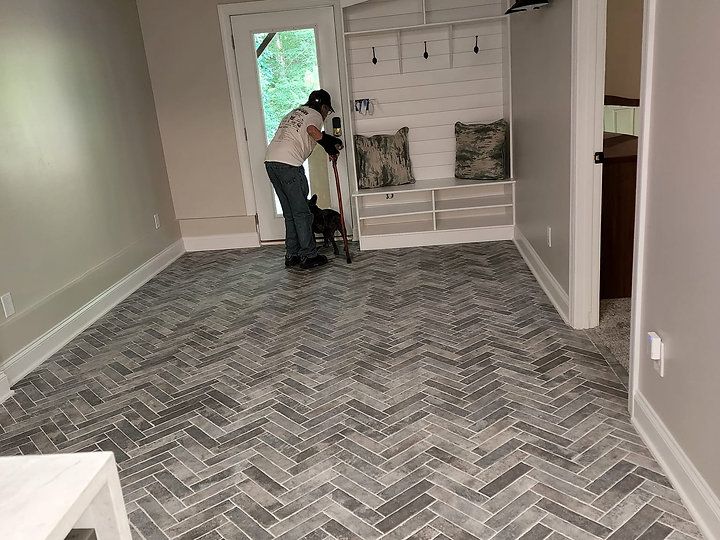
[153, 214, 160, 230]
[1, 293, 15, 318]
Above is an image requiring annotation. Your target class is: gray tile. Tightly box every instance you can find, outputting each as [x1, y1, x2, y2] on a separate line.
[519, 523, 553, 540]
[637, 522, 674, 540]
[376, 494, 436, 533]
[480, 463, 532, 497]
[587, 460, 637, 495]
[537, 498, 612, 538]
[607, 504, 663, 540]
[0, 243, 701, 540]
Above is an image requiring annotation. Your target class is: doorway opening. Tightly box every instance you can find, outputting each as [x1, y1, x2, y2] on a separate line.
[253, 29, 332, 215]
[585, 0, 644, 383]
[226, 5, 351, 243]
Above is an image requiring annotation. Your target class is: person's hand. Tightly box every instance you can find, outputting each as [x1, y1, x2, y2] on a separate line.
[319, 133, 343, 157]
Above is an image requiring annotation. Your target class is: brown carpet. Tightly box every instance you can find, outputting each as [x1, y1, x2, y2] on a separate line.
[585, 298, 632, 383]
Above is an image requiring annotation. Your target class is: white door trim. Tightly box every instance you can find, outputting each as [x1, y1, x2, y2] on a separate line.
[628, 0, 656, 415]
[570, 0, 654, 414]
[219, 4, 257, 217]
[218, 0, 358, 238]
[569, 0, 654, 413]
[568, 0, 606, 330]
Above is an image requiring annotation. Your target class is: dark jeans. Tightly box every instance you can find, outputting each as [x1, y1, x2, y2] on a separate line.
[265, 161, 318, 259]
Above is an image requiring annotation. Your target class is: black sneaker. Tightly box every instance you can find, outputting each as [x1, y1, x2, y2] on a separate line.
[300, 254, 328, 269]
[285, 255, 301, 268]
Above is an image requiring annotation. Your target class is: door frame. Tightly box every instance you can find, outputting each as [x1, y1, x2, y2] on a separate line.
[218, 0, 358, 239]
[627, 0, 656, 415]
[571, 0, 655, 414]
[568, 0, 607, 331]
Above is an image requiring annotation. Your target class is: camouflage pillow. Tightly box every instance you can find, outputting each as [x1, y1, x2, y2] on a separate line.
[455, 120, 509, 180]
[355, 128, 414, 189]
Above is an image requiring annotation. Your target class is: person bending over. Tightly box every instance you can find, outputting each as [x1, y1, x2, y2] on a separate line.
[264, 89, 344, 270]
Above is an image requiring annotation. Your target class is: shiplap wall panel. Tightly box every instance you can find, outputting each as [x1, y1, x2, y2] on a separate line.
[359, 121, 499, 142]
[351, 64, 502, 91]
[353, 107, 504, 133]
[412, 139, 456, 154]
[345, 0, 423, 33]
[414, 165, 455, 181]
[426, 4, 504, 24]
[452, 22, 504, 38]
[364, 79, 503, 105]
[350, 0, 420, 19]
[359, 92, 503, 118]
[425, 0, 501, 10]
[351, 60, 401, 78]
[405, 125, 459, 141]
[345, 0, 507, 184]
[348, 20, 503, 48]
[411, 151, 456, 168]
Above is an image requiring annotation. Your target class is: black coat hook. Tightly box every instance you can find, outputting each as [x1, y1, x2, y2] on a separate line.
[474, 36, 479, 54]
[371, 46, 377, 64]
[423, 41, 429, 59]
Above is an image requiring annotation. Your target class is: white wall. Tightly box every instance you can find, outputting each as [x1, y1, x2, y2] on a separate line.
[136, 0, 258, 242]
[634, 1, 720, 534]
[605, 0, 642, 100]
[0, 0, 180, 373]
[510, 0, 573, 293]
[344, 0, 508, 184]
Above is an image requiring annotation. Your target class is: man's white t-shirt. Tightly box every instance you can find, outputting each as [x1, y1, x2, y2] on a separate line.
[265, 106, 323, 166]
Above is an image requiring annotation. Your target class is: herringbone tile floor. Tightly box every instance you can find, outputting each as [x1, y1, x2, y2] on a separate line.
[0, 242, 703, 540]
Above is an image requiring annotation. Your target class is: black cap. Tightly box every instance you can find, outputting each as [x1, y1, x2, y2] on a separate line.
[306, 89, 334, 113]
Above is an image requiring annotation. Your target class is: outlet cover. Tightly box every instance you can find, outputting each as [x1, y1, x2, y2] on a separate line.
[648, 331, 665, 377]
[1, 293, 15, 318]
[546, 226, 552, 248]
[153, 214, 160, 230]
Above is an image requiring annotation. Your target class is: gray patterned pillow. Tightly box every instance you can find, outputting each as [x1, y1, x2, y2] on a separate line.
[455, 120, 509, 180]
[355, 128, 414, 189]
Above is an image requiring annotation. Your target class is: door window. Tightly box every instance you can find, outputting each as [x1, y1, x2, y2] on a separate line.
[254, 29, 329, 214]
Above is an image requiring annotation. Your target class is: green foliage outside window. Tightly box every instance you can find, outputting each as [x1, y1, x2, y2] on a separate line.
[254, 29, 320, 143]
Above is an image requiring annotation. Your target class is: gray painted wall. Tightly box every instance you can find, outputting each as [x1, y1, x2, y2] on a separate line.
[136, 0, 258, 240]
[510, 0, 573, 293]
[0, 0, 180, 367]
[638, 0, 720, 500]
[605, 0, 643, 100]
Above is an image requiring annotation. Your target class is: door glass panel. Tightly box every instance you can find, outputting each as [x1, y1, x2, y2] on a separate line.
[254, 29, 325, 215]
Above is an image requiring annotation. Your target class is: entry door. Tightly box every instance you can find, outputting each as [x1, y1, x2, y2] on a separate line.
[231, 7, 348, 242]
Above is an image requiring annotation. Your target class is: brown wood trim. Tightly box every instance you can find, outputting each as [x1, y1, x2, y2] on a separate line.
[605, 95, 640, 107]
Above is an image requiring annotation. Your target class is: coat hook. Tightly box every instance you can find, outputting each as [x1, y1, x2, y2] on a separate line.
[371, 46, 378, 65]
[474, 36, 479, 54]
[423, 41, 429, 59]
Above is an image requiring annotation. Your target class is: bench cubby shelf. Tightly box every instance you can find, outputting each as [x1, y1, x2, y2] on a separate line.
[353, 178, 514, 250]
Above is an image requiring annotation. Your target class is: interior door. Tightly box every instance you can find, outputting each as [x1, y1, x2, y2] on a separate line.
[231, 7, 349, 242]
[600, 134, 637, 299]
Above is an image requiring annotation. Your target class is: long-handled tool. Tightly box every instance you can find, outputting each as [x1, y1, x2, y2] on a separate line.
[331, 156, 352, 264]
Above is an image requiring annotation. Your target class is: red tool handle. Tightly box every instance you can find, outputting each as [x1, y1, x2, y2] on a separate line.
[331, 156, 352, 264]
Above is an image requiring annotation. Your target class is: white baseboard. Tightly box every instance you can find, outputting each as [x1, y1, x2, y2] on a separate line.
[359, 226, 515, 251]
[633, 393, 720, 540]
[183, 232, 260, 252]
[0, 372, 13, 404]
[514, 229, 570, 324]
[0, 240, 185, 387]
